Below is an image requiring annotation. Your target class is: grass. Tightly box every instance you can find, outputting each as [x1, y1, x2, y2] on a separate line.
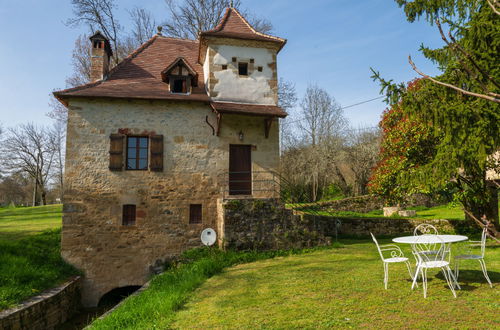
[0, 204, 62, 240]
[0, 204, 78, 310]
[88, 245, 341, 329]
[90, 239, 499, 329]
[296, 202, 471, 221]
[171, 239, 499, 329]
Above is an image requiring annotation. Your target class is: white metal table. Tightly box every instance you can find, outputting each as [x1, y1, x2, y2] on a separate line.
[393, 235, 468, 292]
[393, 235, 468, 244]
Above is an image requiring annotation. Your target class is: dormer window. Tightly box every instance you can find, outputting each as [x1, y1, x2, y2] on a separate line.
[161, 57, 198, 94]
[171, 77, 188, 93]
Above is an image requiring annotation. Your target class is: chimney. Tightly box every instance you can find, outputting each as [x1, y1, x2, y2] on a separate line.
[89, 31, 113, 82]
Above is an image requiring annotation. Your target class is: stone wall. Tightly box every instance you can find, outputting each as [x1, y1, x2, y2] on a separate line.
[63, 98, 280, 306]
[222, 199, 331, 250]
[222, 199, 477, 250]
[0, 277, 81, 330]
[303, 215, 478, 237]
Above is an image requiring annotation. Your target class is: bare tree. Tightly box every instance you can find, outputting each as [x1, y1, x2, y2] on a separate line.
[66, 35, 92, 88]
[278, 79, 298, 151]
[298, 84, 347, 146]
[67, 0, 122, 65]
[129, 7, 157, 46]
[343, 128, 381, 195]
[162, 0, 273, 39]
[1, 124, 56, 206]
[49, 121, 66, 202]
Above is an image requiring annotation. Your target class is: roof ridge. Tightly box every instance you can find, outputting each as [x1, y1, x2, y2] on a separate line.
[157, 35, 199, 43]
[230, 8, 285, 43]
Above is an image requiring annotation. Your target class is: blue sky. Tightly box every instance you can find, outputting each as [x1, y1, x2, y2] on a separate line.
[0, 0, 443, 128]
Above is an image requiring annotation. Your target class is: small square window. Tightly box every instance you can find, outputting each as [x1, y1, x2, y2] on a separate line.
[257, 66, 263, 72]
[189, 204, 202, 224]
[232, 57, 237, 62]
[222, 64, 228, 70]
[238, 62, 248, 76]
[250, 58, 254, 63]
[123, 204, 136, 226]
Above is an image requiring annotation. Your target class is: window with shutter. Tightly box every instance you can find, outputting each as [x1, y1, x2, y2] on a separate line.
[122, 204, 136, 226]
[189, 204, 202, 224]
[150, 135, 164, 171]
[109, 134, 124, 171]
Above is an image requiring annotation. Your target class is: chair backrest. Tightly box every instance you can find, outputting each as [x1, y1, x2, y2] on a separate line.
[370, 232, 385, 261]
[411, 235, 446, 263]
[414, 224, 438, 236]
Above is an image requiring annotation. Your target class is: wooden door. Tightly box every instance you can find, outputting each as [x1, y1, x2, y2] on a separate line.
[229, 145, 252, 195]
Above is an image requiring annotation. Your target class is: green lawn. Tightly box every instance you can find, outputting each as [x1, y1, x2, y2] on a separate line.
[91, 239, 499, 329]
[0, 204, 62, 240]
[171, 240, 499, 329]
[296, 202, 486, 221]
[0, 205, 77, 310]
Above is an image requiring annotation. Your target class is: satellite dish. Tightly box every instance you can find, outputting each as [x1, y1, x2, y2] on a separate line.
[201, 228, 217, 246]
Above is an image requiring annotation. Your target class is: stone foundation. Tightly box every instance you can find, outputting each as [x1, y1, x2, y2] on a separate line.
[0, 277, 81, 330]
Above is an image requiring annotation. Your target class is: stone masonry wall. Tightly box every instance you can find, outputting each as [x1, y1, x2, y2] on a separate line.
[222, 199, 477, 250]
[222, 199, 331, 250]
[0, 277, 81, 330]
[63, 98, 280, 306]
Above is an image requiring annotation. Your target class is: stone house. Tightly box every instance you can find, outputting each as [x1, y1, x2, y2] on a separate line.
[54, 7, 287, 307]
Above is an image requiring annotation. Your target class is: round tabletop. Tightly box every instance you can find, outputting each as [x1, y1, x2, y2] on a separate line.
[393, 235, 468, 244]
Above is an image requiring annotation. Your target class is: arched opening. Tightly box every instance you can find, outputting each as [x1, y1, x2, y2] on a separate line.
[98, 285, 142, 308]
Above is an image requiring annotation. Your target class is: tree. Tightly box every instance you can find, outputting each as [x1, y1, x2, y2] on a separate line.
[277, 79, 298, 151]
[368, 81, 439, 205]
[372, 0, 500, 235]
[1, 124, 56, 206]
[162, 0, 273, 39]
[344, 128, 381, 196]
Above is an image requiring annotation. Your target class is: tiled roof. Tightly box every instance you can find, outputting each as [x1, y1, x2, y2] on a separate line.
[54, 36, 210, 104]
[200, 7, 286, 49]
[210, 101, 287, 118]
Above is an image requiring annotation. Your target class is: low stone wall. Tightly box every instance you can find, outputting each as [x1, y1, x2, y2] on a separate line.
[303, 215, 478, 237]
[0, 277, 81, 330]
[222, 199, 331, 250]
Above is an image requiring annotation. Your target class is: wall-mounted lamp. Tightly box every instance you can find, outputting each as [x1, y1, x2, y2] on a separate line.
[238, 130, 244, 141]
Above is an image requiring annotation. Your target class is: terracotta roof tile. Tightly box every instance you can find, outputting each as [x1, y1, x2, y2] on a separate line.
[200, 8, 286, 48]
[54, 36, 210, 103]
[210, 101, 287, 118]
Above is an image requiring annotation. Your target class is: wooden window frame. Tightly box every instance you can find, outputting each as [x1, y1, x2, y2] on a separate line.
[169, 76, 191, 94]
[189, 204, 202, 224]
[122, 204, 136, 226]
[126, 136, 149, 171]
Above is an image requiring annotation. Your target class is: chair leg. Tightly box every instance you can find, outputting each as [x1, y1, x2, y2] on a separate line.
[454, 259, 459, 280]
[422, 268, 428, 298]
[384, 262, 389, 289]
[412, 264, 421, 290]
[478, 259, 493, 288]
[443, 266, 457, 298]
[405, 261, 418, 288]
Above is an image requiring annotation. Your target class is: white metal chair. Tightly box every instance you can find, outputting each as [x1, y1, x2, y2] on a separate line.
[413, 223, 443, 259]
[414, 223, 438, 236]
[370, 233, 415, 289]
[454, 227, 493, 288]
[411, 235, 458, 298]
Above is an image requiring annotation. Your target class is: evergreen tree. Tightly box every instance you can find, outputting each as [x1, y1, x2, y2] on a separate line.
[372, 0, 500, 235]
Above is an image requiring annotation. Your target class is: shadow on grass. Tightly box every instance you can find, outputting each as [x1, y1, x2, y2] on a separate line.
[434, 269, 498, 290]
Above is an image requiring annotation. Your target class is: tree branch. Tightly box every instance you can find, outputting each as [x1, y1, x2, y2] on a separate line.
[487, 0, 500, 15]
[408, 56, 500, 103]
